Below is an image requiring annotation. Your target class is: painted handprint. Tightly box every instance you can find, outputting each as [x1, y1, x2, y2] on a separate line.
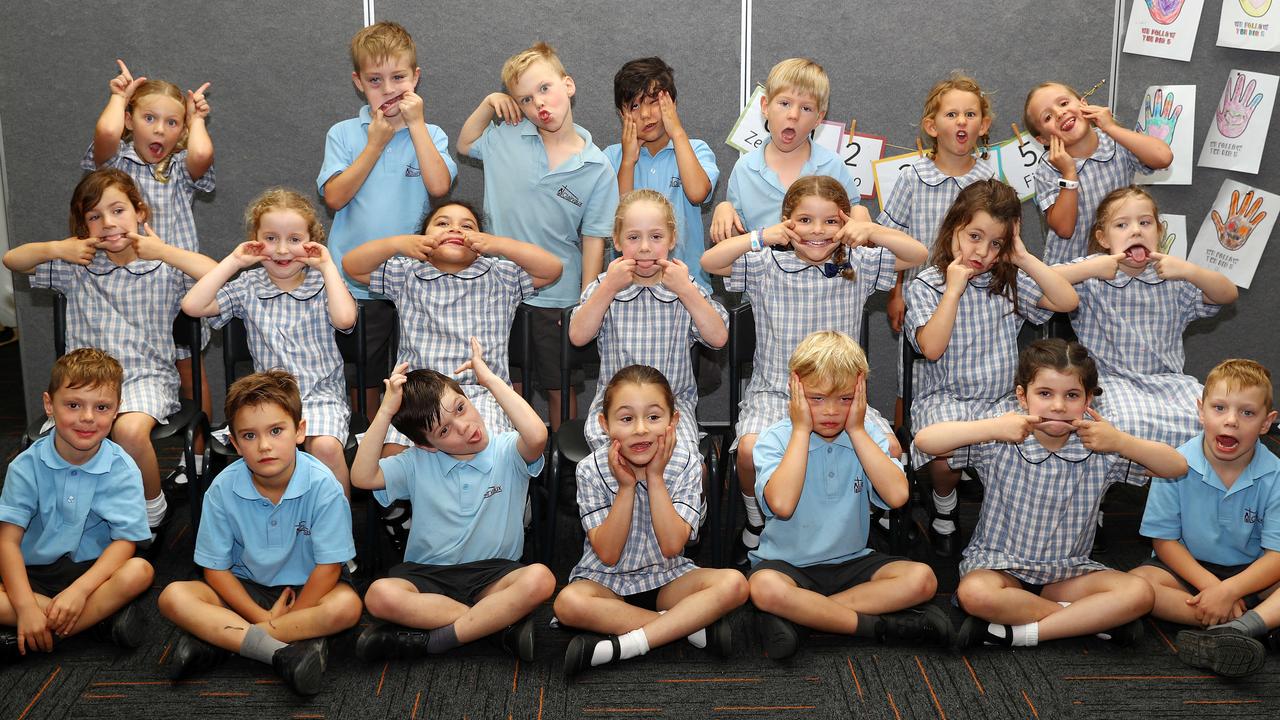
[1145, 0, 1185, 24]
[1216, 73, 1264, 139]
[1239, 0, 1273, 19]
[1138, 89, 1182, 144]
[1212, 190, 1267, 251]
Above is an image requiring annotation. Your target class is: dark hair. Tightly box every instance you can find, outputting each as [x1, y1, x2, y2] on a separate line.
[226, 370, 304, 432]
[418, 198, 485, 235]
[69, 168, 149, 238]
[614, 57, 677, 111]
[781, 175, 856, 282]
[601, 365, 676, 419]
[392, 369, 466, 446]
[1015, 338, 1101, 398]
[930, 179, 1022, 314]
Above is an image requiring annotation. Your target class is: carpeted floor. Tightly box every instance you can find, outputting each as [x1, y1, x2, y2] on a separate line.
[2, 334, 1277, 719]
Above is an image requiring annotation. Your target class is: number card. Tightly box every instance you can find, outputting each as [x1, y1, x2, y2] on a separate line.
[997, 134, 1045, 202]
[1189, 179, 1278, 288]
[873, 151, 923, 213]
[839, 132, 886, 200]
[726, 85, 768, 155]
[812, 121, 845, 154]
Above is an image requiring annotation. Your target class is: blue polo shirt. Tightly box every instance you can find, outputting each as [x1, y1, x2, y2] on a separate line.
[1141, 434, 1280, 567]
[0, 435, 149, 565]
[318, 106, 458, 300]
[194, 452, 355, 587]
[750, 418, 894, 568]
[374, 430, 545, 566]
[603, 139, 720, 290]
[468, 119, 619, 308]
[727, 140, 859, 232]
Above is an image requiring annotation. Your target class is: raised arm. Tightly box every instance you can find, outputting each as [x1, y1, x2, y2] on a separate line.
[397, 93, 452, 197]
[459, 337, 546, 462]
[569, 259, 630, 346]
[1074, 407, 1188, 478]
[914, 259, 973, 361]
[845, 375, 908, 508]
[700, 221, 799, 276]
[458, 93, 520, 156]
[350, 364, 407, 491]
[833, 211, 928, 271]
[341, 235, 425, 285]
[1152, 253, 1239, 306]
[183, 82, 214, 180]
[914, 413, 1040, 457]
[659, 93, 712, 204]
[321, 109, 395, 212]
[761, 376, 815, 521]
[302, 243, 358, 330]
[130, 224, 216, 279]
[463, 231, 562, 289]
[642, 423, 694, 558]
[3, 238, 96, 274]
[182, 242, 266, 317]
[92, 60, 144, 167]
[662, 259, 728, 347]
[1011, 228, 1079, 312]
[1084, 104, 1174, 170]
[1052, 253, 1124, 286]
[1042, 136, 1079, 239]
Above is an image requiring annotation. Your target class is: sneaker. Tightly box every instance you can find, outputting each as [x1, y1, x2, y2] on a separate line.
[167, 632, 229, 679]
[564, 633, 613, 679]
[355, 622, 431, 661]
[272, 640, 327, 696]
[879, 605, 954, 646]
[0, 629, 20, 662]
[97, 602, 146, 649]
[758, 611, 799, 660]
[705, 616, 734, 658]
[1176, 628, 1266, 677]
[499, 615, 536, 662]
[1100, 617, 1143, 646]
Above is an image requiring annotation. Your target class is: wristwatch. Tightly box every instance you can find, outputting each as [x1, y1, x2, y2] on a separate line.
[1057, 178, 1080, 190]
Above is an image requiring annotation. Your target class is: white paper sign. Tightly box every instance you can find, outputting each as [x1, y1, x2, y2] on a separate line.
[1135, 85, 1195, 185]
[838, 132, 886, 200]
[1217, 0, 1280, 52]
[997, 134, 1046, 201]
[1189, 180, 1278, 288]
[873, 151, 923, 213]
[1159, 214, 1188, 258]
[726, 85, 768, 155]
[1122, 0, 1206, 61]
[1198, 69, 1278, 174]
[812, 121, 844, 154]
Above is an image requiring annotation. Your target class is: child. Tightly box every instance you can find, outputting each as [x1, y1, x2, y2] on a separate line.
[342, 199, 562, 445]
[570, 190, 728, 451]
[3, 169, 217, 538]
[458, 41, 619, 429]
[702, 175, 926, 564]
[351, 340, 554, 663]
[86, 59, 217, 472]
[1025, 81, 1173, 265]
[915, 339, 1187, 648]
[1132, 359, 1280, 677]
[605, 57, 719, 290]
[748, 332, 952, 660]
[182, 188, 358, 492]
[906, 179, 1078, 558]
[0, 349, 153, 659]
[555, 365, 748, 677]
[710, 57, 868, 243]
[157, 371, 361, 695]
[1054, 186, 1237, 449]
[318, 21, 458, 410]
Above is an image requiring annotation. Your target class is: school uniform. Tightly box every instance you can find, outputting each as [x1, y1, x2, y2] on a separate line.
[212, 267, 351, 442]
[34, 253, 186, 421]
[575, 277, 728, 451]
[727, 141, 859, 232]
[1066, 257, 1221, 448]
[603, 139, 721, 290]
[955, 433, 1146, 585]
[905, 266, 1053, 468]
[728, 247, 897, 441]
[569, 441, 703, 595]
[1034, 129, 1149, 265]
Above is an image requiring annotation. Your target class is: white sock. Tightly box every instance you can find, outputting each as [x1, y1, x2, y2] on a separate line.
[1012, 622, 1039, 647]
[1058, 601, 1071, 608]
[742, 493, 763, 527]
[591, 628, 649, 666]
[657, 610, 707, 648]
[146, 493, 168, 527]
[931, 491, 957, 534]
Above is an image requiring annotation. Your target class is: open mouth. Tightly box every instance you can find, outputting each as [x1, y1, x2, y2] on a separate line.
[100, 233, 125, 244]
[441, 236, 465, 246]
[779, 128, 797, 144]
[1215, 434, 1241, 454]
[1060, 116, 1077, 133]
[469, 429, 483, 444]
[800, 238, 831, 247]
[642, 122, 660, 134]
[629, 441, 653, 454]
[969, 259, 985, 270]
[1124, 244, 1150, 264]
[955, 131, 969, 145]
[379, 94, 404, 113]
[148, 142, 164, 158]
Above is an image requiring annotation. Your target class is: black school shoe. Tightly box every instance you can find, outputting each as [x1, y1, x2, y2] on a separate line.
[1098, 617, 1144, 646]
[90, 601, 147, 649]
[733, 523, 765, 568]
[955, 615, 1013, 649]
[706, 616, 734, 658]
[167, 632, 230, 679]
[927, 511, 960, 559]
[272, 639, 327, 696]
[758, 611, 800, 660]
[499, 615, 536, 662]
[879, 605, 955, 647]
[564, 633, 614, 679]
[0, 629, 20, 662]
[1176, 627, 1267, 678]
[355, 622, 432, 661]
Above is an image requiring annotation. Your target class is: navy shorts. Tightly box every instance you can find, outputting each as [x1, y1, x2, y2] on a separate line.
[750, 551, 905, 597]
[387, 558, 523, 606]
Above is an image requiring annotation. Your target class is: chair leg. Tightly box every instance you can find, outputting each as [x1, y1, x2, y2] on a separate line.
[542, 450, 562, 568]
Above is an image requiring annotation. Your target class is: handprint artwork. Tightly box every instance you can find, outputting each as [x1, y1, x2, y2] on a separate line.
[1213, 190, 1267, 251]
[1216, 74, 1264, 138]
[1239, 0, 1273, 18]
[1139, 89, 1182, 144]
[1145, 0, 1186, 24]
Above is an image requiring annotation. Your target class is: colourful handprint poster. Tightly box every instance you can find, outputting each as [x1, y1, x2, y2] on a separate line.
[1134, 85, 1195, 184]
[1197, 69, 1277, 174]
[1189, 180, 1278, 288]
[1218, 0, 1280, 51]
[1158, 214, 1187, 259]
[1123, 0, 1204, 61]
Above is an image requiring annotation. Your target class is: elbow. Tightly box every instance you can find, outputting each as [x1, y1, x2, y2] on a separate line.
[919, 343, 944, 362]
[567, 325, 594, 348]
[766, 497, 794, 521]
[658, 535, 687, 559]
[704, 327, 728, 349]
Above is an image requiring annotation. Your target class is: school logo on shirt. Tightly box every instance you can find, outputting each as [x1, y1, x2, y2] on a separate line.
[295, 522, 312, 536]
[556, 186, 582, 207]
[853, 478, 864, 494]
[1244, 508, 1260, 524]
[669, 176, 682, 188]
[483, 485, 503, 499]
[404, 165, 421, 178]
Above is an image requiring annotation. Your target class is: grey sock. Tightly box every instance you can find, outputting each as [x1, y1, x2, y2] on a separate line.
[853, 613, 882, 639]
[239, 625, 287, 664]
[426, 623, 460, 654]
[1212, 609, 1269, 638]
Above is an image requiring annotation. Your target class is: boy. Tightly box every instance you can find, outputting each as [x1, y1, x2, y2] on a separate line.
[605, 57, 719, 290]
[318, 20, 458, 408]
[710, 57, 868, 244]
[1133, 359, 1280, 677]
[457, 42, 619, 429]
[747, 331, 952, 660]
[158, 371, 361, 696]
[0, 349, 153, 660]
[351, 340, 555, 662]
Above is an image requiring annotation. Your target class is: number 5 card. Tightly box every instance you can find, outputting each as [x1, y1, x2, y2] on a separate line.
[997, 134, 1046, 202]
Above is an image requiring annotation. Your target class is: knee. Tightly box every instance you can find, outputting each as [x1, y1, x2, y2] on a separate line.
[716, 569, 750, 608]
[311, 437, 345, 463]
[157, 581, 190, 619]
[748, 571, 790, 614]
[518, 564, 557, 604]
[363, 579, 401, 619]
[903, 563, 938, 603]
[329, 589, 364, 630]
[1120, 574, 1156, 614]
[955, 578, 994, 618]
[552, 585, 591, 628]
[120, 558, 155, 595]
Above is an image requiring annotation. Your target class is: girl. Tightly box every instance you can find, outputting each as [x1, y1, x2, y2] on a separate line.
[554, 366, 748, 677]
[182, 188, 358, 493]
[701, 175, 927, 564]
[3, 169, 216, 536]
[86, 59, 216, 479]
[569, 190, 728, 451]
[906, 179, 1078, 558]
[1054, 186, 1237, 448]
[914, 339, 1186, 647]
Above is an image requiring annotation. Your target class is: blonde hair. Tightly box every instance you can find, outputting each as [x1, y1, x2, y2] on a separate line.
[1088, 186, 1160, 255]
[502, 42, 567, 93]
[1205, 359, 1274, 412]
[780, 176, 856, 282]
[765, 58, 830, 113]
[613, 189, 676, 247]
[244, 187, 327, 246]
[789, 331, 867, 392]
[1022, 81, 1081, 138]
[48, 348, 123, 401]
[922, 72, 993, 159]
[124, 80, 186, 183]
[349, 21, 418, 72]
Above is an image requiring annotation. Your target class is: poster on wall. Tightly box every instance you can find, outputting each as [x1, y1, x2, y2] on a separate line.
[1197, 69, 1278, 174]
[726, 85, 768, 154]
[1159, 214, 1188, 258]
[1217, 0, 1280, 52]
[838, 131, 886, 200]
[1135, 85, 1195, 185]
[1122, 0, 1206, 61]
[1188, 180, 1277, 288]
[812, 121, 845, 154]
[997, 134, 1047, 201]
[873, 151, 923, 213]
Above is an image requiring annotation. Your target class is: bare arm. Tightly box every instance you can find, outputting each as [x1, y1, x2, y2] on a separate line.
[1152, 538, 1226, 593]
[586, 483, 635, 566]
[1012, 235, 1079, 312]
[321, 109, 395, 212]
[914, 264, 969, 361]
[643, 426, 693, 558]
[92, 60, 145, 167]
[700, 221, 799, 276]
[458, 93, 520, 156]
[340, 236, 411, 285]
[204, 567, 271, 624]
[399, 94, 452, 197]
[581, 237, 606, 292]
[4, 238, 95, 274]
[665, 260, 728, 347]
[761, 426, 811, 521]
[290, 563, 341, 612]
[462, 338, 546, 462]
[182, 244, 263, 317]
[915, 414, 1039, 457]
[466, 232, 562, 289]
[183, 82, 214, 180]
[0, 523, 51, 653]
[568, 263, 625, 346]
[350, 365, 406, 491]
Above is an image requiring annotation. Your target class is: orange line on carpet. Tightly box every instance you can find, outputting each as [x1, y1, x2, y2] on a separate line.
[83, 694, 125, 700]
[92, 680, 207, 686]
[293, 715, 325, 718]
[512, 658, 520, 693]
[411, 690, 422, 718]
[168, 525, 190, 550]
[537, 686, 545, 720]
[886, 691, 901, 720]
[1022, 691, 1039, 719]
[846, 656, 863, 701]
[1148, 619, 1176, 654]
[914, 656, 946, 720]
[1183, 700, 1261, 705]
[158, 641, 173, 665]
[1064, 674, 1213, 681]
[376, 661, 389, 695]
[961, 656, 984, 695]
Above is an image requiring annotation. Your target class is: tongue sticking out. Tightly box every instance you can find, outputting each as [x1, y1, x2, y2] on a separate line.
[149, 143, 164, 158]
[1125, 245, 1149, 264]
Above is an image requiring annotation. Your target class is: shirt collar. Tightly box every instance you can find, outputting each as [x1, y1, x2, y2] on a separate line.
[254, 267, 326, 300]
[116, 141, 147, 166]
[641, 139, 676, 158]
[1101, 258, 1164, 288]
[1014, 432, 1094, 465]
[768, 248, 829, 275]
[806, 426, 856, 452]
[520, 120, 602, 165]
[357, 105, 410, 133]
[37, 434, 118, 474]
[911, 154, 993, 187]
[921, 266, 993, 291]
[612, 280, 679, 303]
[410, 256, 493, 281]
[1185, 434, 1280, 495]
[86, 251, 162, 276]
[231, 456, 312, 502]
[435, 442, 496, 476]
